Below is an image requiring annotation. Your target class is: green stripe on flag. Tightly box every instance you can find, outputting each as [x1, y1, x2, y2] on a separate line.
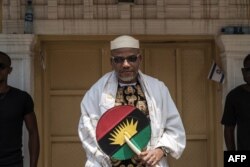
[111, 125, 151, 160]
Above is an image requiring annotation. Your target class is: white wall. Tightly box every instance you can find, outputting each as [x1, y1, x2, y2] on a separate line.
[2, 0, 250, 35]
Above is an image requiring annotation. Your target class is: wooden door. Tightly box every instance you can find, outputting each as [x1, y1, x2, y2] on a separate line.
[39, 39, 111, 167]
[35, 36, 220, 167]
[141, 42, 215, 167]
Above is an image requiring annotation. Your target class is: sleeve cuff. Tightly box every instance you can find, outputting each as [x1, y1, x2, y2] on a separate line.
[158, 146, 170, 156]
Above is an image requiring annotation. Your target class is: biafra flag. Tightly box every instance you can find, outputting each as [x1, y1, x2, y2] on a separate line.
[96, 105, 151, 160]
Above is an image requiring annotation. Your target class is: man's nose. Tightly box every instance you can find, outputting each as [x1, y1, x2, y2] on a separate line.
[122, 59, 130, 66]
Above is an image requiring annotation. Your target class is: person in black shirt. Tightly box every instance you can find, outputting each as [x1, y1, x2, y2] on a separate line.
[221, 54, 250, 150]
[0, 51, 40, 167]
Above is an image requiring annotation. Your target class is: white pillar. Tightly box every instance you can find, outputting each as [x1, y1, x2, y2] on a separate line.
[219, 35, 250, 98]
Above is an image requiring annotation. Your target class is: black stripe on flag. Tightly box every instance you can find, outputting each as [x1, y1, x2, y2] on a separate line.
[208, 61, 225, 83]
[208, 62, 216, 80]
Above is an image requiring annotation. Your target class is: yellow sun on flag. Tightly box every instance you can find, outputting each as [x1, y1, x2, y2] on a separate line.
[109, 119, 138, 146]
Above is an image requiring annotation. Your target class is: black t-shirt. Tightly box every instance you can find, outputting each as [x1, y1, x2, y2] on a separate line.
[0, 87, 34, 165]
[221, 85, 250, 150]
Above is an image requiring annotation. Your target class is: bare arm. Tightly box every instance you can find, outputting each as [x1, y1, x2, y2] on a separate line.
[24, 112, 40, 167]
[224, 125, 236, 151]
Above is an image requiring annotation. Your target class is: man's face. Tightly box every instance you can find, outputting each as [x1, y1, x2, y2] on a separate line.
[0, 56, 12, 83]
[242, 60, 250, 84]
[111, 48, 141, 84]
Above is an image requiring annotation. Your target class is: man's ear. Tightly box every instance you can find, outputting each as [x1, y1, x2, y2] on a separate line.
[110, 57, 113, 65]
[138, 54, 142, 62]
[110, 58, 115, 70]
[8, 67, 13, 74]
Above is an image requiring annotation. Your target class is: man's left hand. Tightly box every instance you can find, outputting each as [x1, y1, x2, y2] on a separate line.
[138, 148, 164, 166]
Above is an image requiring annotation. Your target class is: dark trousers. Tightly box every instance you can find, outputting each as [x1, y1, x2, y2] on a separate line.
[11, 162, 23, 167]
[0, 161, 23, 167]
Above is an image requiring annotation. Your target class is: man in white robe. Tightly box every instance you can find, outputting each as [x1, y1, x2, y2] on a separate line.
[78, 35, 186, 167]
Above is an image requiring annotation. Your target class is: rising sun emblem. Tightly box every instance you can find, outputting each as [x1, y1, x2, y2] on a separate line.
[109, 118, 138, 146]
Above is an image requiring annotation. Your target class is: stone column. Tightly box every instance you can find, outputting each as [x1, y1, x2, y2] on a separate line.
[219, 35, 250, 99]
[0, 34, 36, 167]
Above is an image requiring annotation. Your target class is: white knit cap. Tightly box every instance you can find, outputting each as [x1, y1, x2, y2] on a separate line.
[110, 35, 139, 50]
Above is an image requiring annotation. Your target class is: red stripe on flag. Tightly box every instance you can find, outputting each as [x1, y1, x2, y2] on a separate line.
[96, 105, 135, 140]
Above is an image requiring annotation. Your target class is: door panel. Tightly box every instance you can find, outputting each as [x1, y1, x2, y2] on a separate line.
[50, 95, 82, 136]
[143, 46, 177, 100]
[42, 40, 110, 167]
[181, 47, 208, 135]
[51, 143, 84, 167]
[141, 42, 213, 167]
[175, 45, 211, 167]
[47, 41, 104, 90]
[39, 38, 216, 167]
[171, 141, 208, 167]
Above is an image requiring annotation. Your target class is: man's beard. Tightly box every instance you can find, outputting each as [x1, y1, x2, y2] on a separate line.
[119, 75, 135, 82]
[116, 71, 137, 83]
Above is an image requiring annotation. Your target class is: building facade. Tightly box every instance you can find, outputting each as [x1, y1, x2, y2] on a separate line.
[1, 0, 250, 167]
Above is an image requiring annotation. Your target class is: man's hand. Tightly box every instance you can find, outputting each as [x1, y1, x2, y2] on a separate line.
[138, 148, 164, 166]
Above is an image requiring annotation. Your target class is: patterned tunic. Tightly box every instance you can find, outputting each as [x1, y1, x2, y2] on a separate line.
[111, 81, 149, 167]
